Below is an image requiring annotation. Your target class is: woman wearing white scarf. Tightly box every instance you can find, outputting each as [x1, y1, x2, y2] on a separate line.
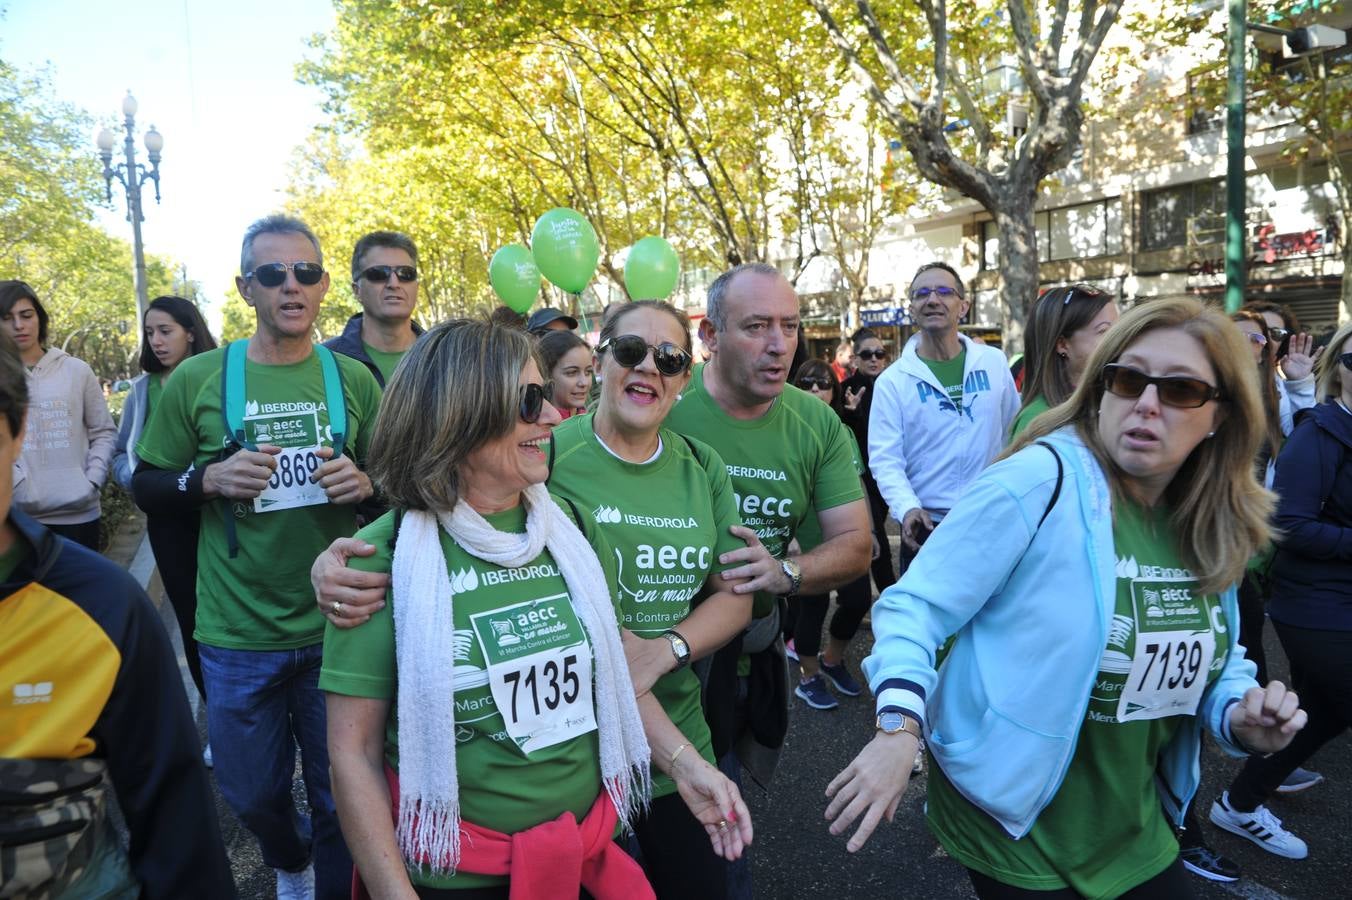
[321, 320, 742, 899]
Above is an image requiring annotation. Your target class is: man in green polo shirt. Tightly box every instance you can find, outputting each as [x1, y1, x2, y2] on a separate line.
[132, 214, 382, 900]
[324, 230, 424, 388]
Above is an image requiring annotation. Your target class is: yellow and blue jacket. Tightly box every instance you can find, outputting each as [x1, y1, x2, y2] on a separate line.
[0, 510, 234, 897]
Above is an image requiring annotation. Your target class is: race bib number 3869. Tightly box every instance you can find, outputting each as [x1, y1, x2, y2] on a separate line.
[470, 595, 597, 755]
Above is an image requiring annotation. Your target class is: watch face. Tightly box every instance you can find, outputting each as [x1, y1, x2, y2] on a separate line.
[879, 712, 905, 733]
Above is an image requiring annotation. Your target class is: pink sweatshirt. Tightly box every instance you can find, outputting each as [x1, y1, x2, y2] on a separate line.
[14, 347, 117, 525]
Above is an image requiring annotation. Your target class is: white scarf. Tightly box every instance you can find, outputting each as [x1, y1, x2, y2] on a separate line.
[390, 482, 651, 874]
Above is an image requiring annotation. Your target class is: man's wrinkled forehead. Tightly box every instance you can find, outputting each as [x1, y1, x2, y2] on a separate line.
[725, 271, 799, 322]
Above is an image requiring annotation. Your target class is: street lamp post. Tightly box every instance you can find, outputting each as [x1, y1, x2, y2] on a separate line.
[96, 91, 163, 336]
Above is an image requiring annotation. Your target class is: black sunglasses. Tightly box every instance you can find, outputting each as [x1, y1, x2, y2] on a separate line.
[519, 382, 553, 424]
[1339, 352, 1352, 371]
[356, 265, 418, 284]
[245, 261, 325, 288]
[598, 334, 692, 377]
[797, 376, 831, 391]
[856, 349, 887, 361]
[1268, 327, 1291, 343]
[1102, 364, 1222, 409]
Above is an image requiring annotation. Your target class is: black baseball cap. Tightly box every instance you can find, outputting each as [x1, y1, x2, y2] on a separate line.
[527, 307, 579, 333]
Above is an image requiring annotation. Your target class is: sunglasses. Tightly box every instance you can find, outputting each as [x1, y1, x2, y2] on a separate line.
[856, 349, 887, 361]
[910, 286, 962, 301]
[797, 377, 831, 391]
[244, 261, 325, 287]
[1102, 364, 1222, 409]
[356, 265, 418, 284]
[598, 334, 692, 377]
[1062, 284, 1108, 305]
[519, 382, 553, 424]
[1339, 352, 1352, 371]
[1244, 331, 1268, 347]
[1268, 327, 1291, 343]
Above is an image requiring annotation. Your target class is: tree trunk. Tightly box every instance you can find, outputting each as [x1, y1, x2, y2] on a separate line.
[992, 185, 1040, 356]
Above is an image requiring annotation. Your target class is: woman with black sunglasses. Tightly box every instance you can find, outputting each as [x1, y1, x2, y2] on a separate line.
[826, 298, 1305, 900]
[321, 318, 746, 899]
[839, 328, 898, 603]
[1208, 322, 1352, 865]
[546, 300, 757, 899]
[783, 358, 879, 713]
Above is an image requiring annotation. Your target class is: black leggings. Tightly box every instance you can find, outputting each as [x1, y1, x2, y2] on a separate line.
[863, 474, 897, 592]
[968, 858, 1192, 899]
[46, 519, 100, 551]
[632, 789, 726, 900]
[1228, 621, 1352, 811]
[1236, 571, 1269, 686]
[790, 579, 872, 659]
[147, 512, 206, 701]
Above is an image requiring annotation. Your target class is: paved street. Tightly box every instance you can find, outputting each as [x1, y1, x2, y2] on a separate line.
[132, 533, 1349, 899]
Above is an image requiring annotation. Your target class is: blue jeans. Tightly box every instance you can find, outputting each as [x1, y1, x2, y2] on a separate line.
[200, 643, 352, 900]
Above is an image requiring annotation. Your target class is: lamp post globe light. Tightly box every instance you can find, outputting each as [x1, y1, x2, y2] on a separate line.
[96, 90, 163, 336]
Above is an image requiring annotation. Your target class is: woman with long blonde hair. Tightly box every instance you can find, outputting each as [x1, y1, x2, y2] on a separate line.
[825, 298, 1306, 899]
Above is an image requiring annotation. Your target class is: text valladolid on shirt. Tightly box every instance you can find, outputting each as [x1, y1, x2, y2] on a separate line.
[663, 364, 864, 616]
[319, 502, 621, 890]
[135, 346, 382, 650]
[928, 500, 1226, 898]
[548, 414, 744, 796]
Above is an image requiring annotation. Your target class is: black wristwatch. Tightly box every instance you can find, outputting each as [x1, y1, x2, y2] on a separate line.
[663, 629, 692, 670]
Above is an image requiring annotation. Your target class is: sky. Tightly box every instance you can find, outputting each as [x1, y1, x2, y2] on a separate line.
[2, 0, 337, 325]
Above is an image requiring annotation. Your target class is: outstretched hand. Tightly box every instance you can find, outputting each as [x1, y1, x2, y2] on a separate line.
[672, 755, 754, 861]
[824, 732, 919, 853]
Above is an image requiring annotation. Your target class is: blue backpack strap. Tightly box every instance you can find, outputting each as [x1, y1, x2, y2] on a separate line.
[316, 345, 348, 460]
[220, 340, 257, 452]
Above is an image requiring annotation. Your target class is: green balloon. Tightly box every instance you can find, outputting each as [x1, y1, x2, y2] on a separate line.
[530, 208, 600, 294]
[624, 235, 681, 300]
[489, 244, 541, 313]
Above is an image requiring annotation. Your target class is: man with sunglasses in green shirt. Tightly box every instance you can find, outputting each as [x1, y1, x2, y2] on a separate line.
[133, 215, 382, 900]
[324, 231, 424, 389]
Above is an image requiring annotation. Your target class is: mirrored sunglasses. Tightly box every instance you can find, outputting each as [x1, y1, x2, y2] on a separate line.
[597, 334, 691, 377]
[245, 261, 325, 287]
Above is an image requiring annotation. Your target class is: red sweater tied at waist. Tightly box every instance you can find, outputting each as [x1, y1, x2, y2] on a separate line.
[352, 764, 655, 900]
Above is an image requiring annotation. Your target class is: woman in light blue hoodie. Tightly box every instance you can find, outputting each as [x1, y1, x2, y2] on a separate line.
[826, 299, 1308, 900]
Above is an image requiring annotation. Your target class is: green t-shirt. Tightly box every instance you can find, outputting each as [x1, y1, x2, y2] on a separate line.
[135, 345, 383, 650]
[362, 342, 407, 387]
[928, 501, 1227, 897]
[547, 414, 744, 797]
[663, 365, 865, 617]
[319, 502, 621, 890]
[1010, 394, 1052, 440]
[146, 373, 165, 421]
[795, 429, 864, 554]
[921, 348, 967, 414]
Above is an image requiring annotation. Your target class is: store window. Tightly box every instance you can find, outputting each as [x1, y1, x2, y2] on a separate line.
[980, 198, 1123, 268]
[1141, 179, 1226, 251]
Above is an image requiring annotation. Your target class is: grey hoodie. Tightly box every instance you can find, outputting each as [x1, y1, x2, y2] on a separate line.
[13, 347, 117, 524]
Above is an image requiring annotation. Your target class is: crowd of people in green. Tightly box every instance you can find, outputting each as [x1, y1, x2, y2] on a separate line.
[3, 211, 1350, 900]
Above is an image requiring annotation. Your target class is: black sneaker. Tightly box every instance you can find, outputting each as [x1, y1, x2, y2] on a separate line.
[1179, 844, 1241, 882]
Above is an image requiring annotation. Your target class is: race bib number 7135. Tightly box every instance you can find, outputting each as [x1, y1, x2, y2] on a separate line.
[471, 595, 597, 755]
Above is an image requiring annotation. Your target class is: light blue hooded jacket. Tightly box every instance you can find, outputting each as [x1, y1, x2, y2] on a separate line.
[865, 426, 1258, 839]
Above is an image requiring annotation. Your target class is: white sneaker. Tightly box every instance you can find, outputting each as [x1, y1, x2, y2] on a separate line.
[275, 864, 315, 900]
[202, 742, 213, 769]
[1209, 792, 1308, 859]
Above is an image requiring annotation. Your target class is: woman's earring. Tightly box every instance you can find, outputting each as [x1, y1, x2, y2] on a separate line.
[1207, 431, 1216, 438]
